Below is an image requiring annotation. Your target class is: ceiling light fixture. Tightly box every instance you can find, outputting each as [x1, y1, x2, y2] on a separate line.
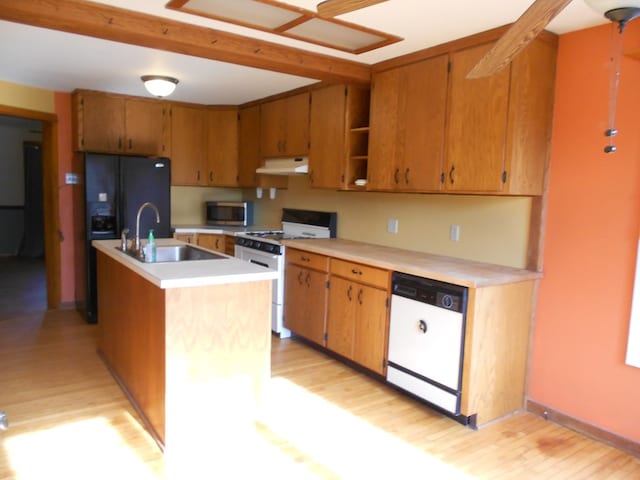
[584, 0, 640, 153]
[585, 0, 640, 31]
[141, 75, 179, 98]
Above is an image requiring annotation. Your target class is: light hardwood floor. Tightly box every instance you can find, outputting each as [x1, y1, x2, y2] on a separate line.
[0, 262, 638, 479]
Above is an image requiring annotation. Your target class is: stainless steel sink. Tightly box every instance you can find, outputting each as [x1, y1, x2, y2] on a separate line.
[117, 244, 227, 263]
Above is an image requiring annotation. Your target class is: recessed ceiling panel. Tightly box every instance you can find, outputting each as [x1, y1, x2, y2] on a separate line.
[167, 0, 401, 54]
[287, 17, 386, 51]
[175, 0, 303, 29]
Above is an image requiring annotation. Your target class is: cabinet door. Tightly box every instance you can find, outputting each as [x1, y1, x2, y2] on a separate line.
[208, 108, 239, 187]
[197, 233, 225, 253]
[397, 56, 448, 191]
[368, 68, 400, 190]
[260, 98, 287, 157]
[309, 85, 346, 189]
[170, 105, 208, 186]
[284, 263, 328, 346]
[173, 233, 195, 244]
[445, 43, 510, 192]
[125, 99, 168, 156]
[80, 92, 125, 152]
[327, 276, 357, 359]
[353, 284, 388, 375]
[238, 105, 260, 187]
[283, 92, 310, 156]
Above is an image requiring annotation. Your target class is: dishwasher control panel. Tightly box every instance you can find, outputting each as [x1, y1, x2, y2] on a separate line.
[392, 272, 467, 314]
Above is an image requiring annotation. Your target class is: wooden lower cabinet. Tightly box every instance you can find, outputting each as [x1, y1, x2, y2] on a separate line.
[326, 265, 390, 376]
[173, 233, 195, 244]
[197, 233, 225, 253]
[283, 248, 329, 346]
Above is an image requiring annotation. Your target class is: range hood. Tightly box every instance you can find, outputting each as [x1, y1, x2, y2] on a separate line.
[256, 157, 308, 175]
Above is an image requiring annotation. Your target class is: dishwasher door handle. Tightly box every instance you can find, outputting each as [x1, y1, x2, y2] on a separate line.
[418, 319, 428, 334]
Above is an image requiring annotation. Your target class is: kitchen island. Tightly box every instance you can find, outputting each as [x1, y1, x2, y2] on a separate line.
[92, 239, 277, 478]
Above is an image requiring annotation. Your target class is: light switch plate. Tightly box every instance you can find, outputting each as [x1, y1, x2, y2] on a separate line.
[65, 172, 79, 185]
[387, 218, 399, 234]
[450, 224, 460, 242]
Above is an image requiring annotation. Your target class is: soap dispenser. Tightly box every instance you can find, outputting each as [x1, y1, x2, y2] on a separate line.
[148, 229, 156, 263]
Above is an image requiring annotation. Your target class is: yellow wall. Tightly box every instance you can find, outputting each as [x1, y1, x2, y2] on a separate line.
[171, 186, 242, 225]
[0, 80, 55, 113]
[245, 176, 532, 269]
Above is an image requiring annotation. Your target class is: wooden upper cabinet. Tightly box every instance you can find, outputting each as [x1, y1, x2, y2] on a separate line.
[169, 104, 208, 186]
[444, 37, 556, 195]
[238, 105, 260, 187]
[309, 84, 370, 190]
[75, 91, 125, 153]
[125, 99, 169, 156]
[260, 92, 310, 158]
[444, 43, 510, 193]
[207, 108, 239, 187]
[73, 90, 168, 156]
[368, 55, 449, 192]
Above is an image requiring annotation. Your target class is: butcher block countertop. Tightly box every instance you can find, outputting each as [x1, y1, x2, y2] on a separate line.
[282, 238, 541, 288]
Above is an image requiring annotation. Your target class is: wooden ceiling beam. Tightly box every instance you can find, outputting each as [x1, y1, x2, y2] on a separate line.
[0, 0, 371, 85]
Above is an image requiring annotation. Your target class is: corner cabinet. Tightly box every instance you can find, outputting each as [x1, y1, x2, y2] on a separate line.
[169, 104, 208, 186]
[260, 92, 310, 158]
[308, 85, 370, 190]
[73, 90, 169, 156]
[207, 107, 239, 187]
[368, 55, 449, 192]
[283, 248, 329, 346]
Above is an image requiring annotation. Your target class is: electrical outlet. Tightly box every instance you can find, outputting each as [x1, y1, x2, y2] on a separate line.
[450, 224, 460, 242]
[387, 218, 399, 234]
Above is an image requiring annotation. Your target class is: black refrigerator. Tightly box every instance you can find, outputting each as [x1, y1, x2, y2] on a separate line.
[84, 153, 171, 323]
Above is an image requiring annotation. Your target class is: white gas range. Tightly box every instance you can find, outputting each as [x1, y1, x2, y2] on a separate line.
[234, 208, 337, 338]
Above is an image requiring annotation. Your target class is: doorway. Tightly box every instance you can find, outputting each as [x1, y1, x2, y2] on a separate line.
[0, 107, 60, 310]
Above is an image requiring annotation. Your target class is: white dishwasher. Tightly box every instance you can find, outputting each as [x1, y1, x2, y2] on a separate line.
[387, 272, 468, 419]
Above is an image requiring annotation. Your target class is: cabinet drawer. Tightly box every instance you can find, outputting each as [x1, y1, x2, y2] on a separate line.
[286, 248, 329, 271]
[330, 259, 389, 289]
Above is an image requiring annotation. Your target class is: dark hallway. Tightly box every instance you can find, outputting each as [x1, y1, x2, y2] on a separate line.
[0, 257, 46, 320]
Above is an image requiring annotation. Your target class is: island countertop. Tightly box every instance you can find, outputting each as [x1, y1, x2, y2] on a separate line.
[282, 238, 541, 288]
[92, 238, 278, 289]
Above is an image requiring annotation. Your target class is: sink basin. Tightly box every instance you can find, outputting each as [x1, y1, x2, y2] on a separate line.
[117, 244, 227, 263]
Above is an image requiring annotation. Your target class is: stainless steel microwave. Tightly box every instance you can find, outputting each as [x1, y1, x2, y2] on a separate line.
[205, 201, 253, 226]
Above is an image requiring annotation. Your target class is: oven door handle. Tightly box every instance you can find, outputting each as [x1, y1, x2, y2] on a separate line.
[250, 259, 270, 269]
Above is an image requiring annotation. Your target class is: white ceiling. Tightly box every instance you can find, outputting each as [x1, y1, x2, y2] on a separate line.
[0, 0, 608, 105]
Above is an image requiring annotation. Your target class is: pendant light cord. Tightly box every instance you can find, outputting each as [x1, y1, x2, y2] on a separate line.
[605, 22, 625, 153]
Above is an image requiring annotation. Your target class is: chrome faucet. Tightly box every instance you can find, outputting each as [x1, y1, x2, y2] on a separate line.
[134, 202, 160, 255]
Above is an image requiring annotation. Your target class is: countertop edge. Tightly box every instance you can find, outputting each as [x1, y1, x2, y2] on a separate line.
[282, 239, 542, 288]
[93, 239, 278, 289]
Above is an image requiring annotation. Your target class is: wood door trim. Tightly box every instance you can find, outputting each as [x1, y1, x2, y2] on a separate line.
[0, 0, 371, 85]
[0, 104, 60, 309]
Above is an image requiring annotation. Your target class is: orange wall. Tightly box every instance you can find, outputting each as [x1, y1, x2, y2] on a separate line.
[529, 23, 640, 442]
[54, 92, 77, 304]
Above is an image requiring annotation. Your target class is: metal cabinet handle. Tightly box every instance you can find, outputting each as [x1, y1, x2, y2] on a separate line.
[215, 238, 220, 249]
[394, 168, 400, 184]
[128, 139, 133, 150]
[301, 256, 310, 262]
[347, 285, 353, 301]
[305, 273, 311, 287]
[404, 168, 410, 185]
[210, 171, 214, 182]
[357, 288, 363, 305]
[418, 319, 428, 334]
[351, 268, 362, 276]
[297, 271, 304, 285]
[449, 165, 455, 185]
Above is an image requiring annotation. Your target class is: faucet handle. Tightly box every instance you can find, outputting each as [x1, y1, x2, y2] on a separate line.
[121, 228, 130, 252]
